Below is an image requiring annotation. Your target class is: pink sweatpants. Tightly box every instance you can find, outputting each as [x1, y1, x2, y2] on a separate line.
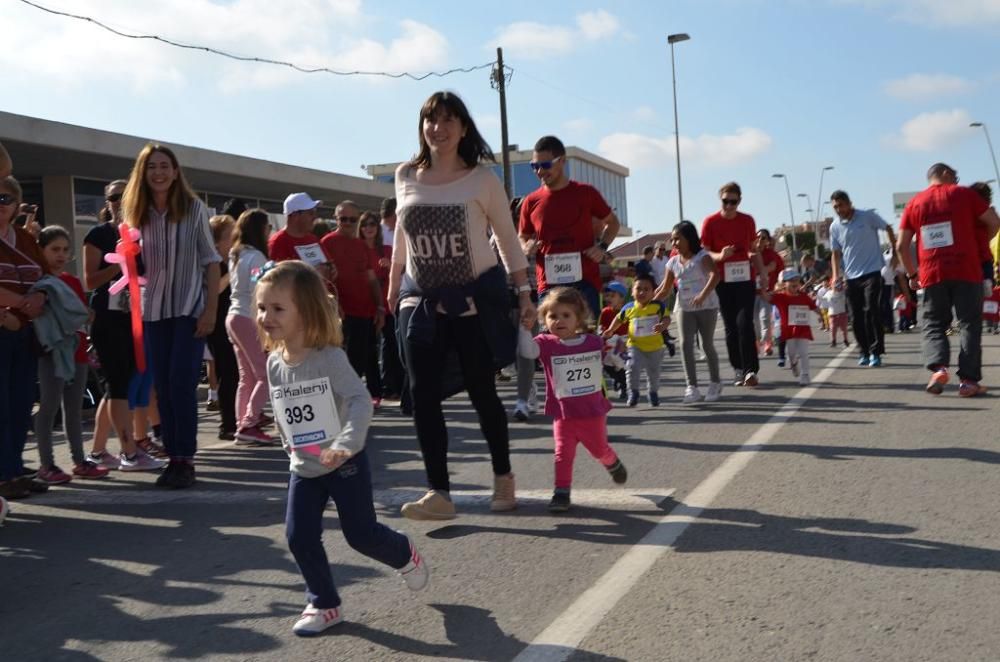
[226, 313, 269, 430]
[553, 415, 618, 489]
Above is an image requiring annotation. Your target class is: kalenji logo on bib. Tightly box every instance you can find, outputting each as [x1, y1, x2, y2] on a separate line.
[272, 381, 330, 401]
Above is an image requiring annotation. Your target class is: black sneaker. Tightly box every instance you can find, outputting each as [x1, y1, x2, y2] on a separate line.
[218, 430, 236, 441]
[172, 463, 196, 489]
[155, 461, 180, 488]
[607, 459, 628, 485]
[649, 391, 660, 407]
[548, 490, 571, 512]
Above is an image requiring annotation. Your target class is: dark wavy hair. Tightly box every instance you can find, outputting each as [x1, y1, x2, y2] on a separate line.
[231, 209, 270, 262]
[672, 220, 702, 254]
[408, 91, 495, 170]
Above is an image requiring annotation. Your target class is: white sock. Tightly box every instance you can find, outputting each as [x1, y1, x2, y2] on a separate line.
[208, 389, 218, 401]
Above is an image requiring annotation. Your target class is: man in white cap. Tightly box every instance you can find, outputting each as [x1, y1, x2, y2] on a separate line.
[269, 192, 334, 281]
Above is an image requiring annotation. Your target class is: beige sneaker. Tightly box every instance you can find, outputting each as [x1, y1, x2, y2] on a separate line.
[490, 473, 517, 512]
[401, 490, 456, 521]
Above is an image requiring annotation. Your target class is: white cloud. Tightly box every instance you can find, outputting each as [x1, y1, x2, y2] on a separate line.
[4, 0, 448, 93]
[491, 10, 622, 59]
[598, 128, 773, 170]
[839, 0, 1000, 27]
[884, 74, 975, 101]
[631, 106, 658, 122]
[883, 109, 975, 151]
[576, 10, 621, 40]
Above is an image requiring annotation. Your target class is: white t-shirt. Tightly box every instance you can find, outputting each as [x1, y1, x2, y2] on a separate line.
[650, 255, 669, 285]
[666, 249, 719, 312]
[824, 289, 847, 316]
[228, 246, 268, 319]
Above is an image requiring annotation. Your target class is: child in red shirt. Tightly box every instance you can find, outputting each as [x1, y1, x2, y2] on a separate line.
[767, 269, 822, 386]
[598, 281, 629, 399]
[983, 286, 1000, 334]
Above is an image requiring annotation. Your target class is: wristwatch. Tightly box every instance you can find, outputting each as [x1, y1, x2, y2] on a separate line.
[516, 284, 532, 294]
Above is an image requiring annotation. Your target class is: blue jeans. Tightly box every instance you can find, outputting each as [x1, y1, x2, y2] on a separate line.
[285, 450, 410, 609]
[144, 317, 204, 459]
[0, 327, 37, 480]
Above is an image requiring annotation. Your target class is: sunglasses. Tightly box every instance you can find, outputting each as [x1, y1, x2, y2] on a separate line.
[0, 194, 16, 206]
[106, 193, 123, 203]
[337, 216, 359, 223]
[361, 221, 379, 227]
[722, 198, 741, 207]
[530, 157, 562, 172]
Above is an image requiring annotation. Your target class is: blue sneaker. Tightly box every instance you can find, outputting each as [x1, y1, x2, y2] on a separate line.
[777, 358, 786, 368]
[868, 354, 882, 367]
[857, 355, 870, 367]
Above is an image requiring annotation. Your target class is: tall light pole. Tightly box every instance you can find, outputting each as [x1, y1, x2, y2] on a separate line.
[772, 173, 798, 260]
[971, 122, 1000, 188]
[814, 165, 834, 259]
[668, 33, 690, 224]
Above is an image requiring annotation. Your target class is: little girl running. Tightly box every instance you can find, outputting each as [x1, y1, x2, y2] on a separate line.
[257, 260, 428, 637]
[522, 287, 627, 512]
[823, 279, 850, 347]
[767, 269, 823, 386]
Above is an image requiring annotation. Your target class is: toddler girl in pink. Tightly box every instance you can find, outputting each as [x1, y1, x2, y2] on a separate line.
[521, 287, 627, 512]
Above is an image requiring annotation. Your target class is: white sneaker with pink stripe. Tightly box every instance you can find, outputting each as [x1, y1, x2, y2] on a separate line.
[397, 537, 429, 591]
[292, 604, 343, 636]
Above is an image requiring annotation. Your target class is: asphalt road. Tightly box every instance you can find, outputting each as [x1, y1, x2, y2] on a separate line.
[3, 329, 999, 662]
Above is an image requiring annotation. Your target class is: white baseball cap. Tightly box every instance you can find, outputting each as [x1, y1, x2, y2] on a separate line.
[779, 268, 802, 283]
[283, 192, 322, 215]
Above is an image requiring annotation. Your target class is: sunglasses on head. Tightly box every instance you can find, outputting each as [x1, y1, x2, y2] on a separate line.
[722, 198, 740, 207]
[106, 193, 123, 203]
[530, 157, 562, 172]
[0, 194, 16, 206]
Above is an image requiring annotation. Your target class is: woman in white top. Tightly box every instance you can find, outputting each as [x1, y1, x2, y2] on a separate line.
[386, 91, 534, 521]
[655, 221, 722, 404]
[123, 143, 220, 489]
[226, 209, 273, 445]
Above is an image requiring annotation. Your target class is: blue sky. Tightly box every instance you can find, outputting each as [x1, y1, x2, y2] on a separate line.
[5, 0, 1000, 243]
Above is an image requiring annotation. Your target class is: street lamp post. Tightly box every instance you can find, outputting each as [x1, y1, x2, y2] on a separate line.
[772, 173, 798, 260]
[814, 165, 834, 259]
[668, 33, 690, 224]
[971, 122, 1000, 188]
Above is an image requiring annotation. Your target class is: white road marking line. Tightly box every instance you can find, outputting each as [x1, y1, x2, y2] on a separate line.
[513, 348, 853, 662]
[4, 488, 675, 509]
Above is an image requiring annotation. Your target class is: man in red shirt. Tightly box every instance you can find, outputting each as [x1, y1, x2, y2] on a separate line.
[701, 182, 768, 387]
[898, 163, 1000, 397]
[320, 200, 385, 400]
[519, 135, 620, 318]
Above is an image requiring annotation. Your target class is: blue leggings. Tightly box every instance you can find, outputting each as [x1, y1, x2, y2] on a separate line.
[144, 317, 204, 459]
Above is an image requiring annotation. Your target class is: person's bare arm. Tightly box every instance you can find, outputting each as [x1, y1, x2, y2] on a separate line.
[83, 243, 120, 291]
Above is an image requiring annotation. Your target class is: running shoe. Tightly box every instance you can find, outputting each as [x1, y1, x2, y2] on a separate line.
[0, 480, 29, 500]
[733, 369, 744, 386]
[799, 373, 811, 386]
[526, 383, 540, 414]
[89, 450, 121, 470]
[958, 380, 987, 398]
[37, 465, 72, 485]
[119, 451, 165, 472]
[293, 604, 343, 637]
[626, 390, 639, 407]
[648, 391, 660, 407]
[136, 437, 167, 459]
[682, 386, 703, 404]
[257, 413, 274, 428]
[511, 400, 529, 422]
[206, 399, 220, 412]
[868, 354, 882, 367]
[743, 372, 759, 387]
[926, 368, 949, 395]
[776, 358, 786, 368]
[704, 383, 723, 402]
[548, 489, 571, 512]
[607, 459, 628, 484]
[235, 425, 279, 446]
[72, 461, 110, 479]
[396, 537, 430, 591]
[857, 355, 870, 367]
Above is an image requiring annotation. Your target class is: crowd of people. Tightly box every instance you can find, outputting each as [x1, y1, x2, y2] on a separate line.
[1, 91, 999, 635]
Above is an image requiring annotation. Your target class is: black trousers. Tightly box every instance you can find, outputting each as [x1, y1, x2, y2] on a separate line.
[380, 313, 405, 397]
[403, 314, 511, 493]
[343, 316, 380, 399]
[206, 326, 238, 435]
[716, 280, 759, 377]
[846, 271, 884, 357]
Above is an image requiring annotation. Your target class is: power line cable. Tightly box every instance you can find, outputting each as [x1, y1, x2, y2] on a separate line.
[18, 0, 503, 81]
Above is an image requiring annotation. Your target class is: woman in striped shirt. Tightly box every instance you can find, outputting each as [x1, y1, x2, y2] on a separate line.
[122, 144, 220, 489]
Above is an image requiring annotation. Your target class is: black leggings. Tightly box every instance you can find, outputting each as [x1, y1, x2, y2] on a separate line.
[403, 312, 511, 492]
[90, 311, 136, 400]
[716, 281, 759, 376]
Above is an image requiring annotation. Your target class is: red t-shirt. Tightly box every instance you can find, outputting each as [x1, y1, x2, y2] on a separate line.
[899, 184, 989, 287]
[701, 211, 757, 283]
[321, 231, 377, 318]
[983, 288, 1000, 322]
[519, 181, 612, 292]
[771, 291, 817, 341]
[58, 272, 88, 364]
[599, 306, 627, 336]
[267, 229, 327, 264]
[759, 247, 785, 292]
